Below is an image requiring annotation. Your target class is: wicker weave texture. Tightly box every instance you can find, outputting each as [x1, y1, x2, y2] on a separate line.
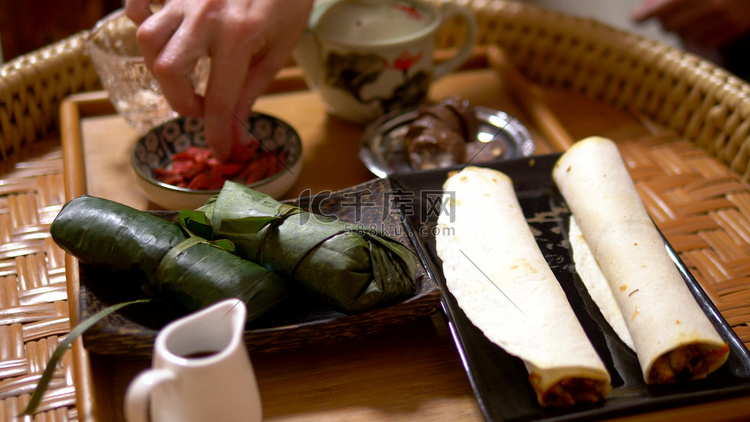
[618, 134, 750, 348]
[432, 0, 750, 182]
[0, 32, 100, 162]
[0, 141, 76, 421]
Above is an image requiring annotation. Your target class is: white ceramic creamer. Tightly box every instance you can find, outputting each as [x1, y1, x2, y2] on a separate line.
[124, 299, 261, 422]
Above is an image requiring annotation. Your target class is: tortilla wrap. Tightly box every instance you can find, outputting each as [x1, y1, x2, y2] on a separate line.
[436, 166, 611, 406]
[569, 216, 635, 351]
[552, 137, 729, 384]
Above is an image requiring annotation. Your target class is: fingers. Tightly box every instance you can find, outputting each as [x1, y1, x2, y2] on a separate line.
[229, 52, 277, 156]
[631, 0, 696, 23]
[233, 0, 314, 114]
[202, 41, 257, 161]
[632, 0, 673, 22]
[126, 0, 314, 162]
[125, 0, 153, 24]
[137, 6, 205, 117]
[631, 0, 750, 49]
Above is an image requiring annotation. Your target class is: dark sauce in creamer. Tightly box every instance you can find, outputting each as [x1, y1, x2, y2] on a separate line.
[183, 350, 219, 359]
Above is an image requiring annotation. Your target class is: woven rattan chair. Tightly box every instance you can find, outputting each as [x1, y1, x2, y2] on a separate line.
[1, 0, 749, 419]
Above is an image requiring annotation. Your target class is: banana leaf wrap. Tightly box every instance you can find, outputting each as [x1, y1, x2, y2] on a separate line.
[50, 195, 292, 322]
[51, 195, 186, 282]
[186, 181, 418, 312]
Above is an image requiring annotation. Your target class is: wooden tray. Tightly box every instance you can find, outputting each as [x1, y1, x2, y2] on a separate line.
[3, 0, 750, 420]
[59, 63, 750, 422]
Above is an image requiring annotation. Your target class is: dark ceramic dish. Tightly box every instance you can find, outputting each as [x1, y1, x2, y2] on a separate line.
[390, 153, 750, 422]
[78, 178, 441, 356]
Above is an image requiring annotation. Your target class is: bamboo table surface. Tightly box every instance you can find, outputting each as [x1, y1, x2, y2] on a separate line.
[62, 66, 750, 422]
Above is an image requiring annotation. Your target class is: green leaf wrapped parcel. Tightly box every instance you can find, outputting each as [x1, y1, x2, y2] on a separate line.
[50, 195, 292, 322]
[183, 181, 419, 312]
[30, 187, 419, 417]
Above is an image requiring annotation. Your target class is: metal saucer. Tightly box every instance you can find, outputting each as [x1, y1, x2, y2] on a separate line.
[359, 106, 535, 178]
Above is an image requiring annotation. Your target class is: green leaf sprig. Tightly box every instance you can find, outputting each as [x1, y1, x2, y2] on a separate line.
[22, 299, 151, 416]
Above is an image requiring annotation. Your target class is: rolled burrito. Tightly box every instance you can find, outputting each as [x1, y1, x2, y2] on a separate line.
[436, 166, 611, 406]
[552, 136, 729, 384]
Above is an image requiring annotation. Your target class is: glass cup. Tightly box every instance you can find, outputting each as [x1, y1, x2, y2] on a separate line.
[85, 9, 208, 134]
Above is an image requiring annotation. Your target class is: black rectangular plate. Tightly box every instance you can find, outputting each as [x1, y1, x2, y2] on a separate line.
[390, 154, 750, 421]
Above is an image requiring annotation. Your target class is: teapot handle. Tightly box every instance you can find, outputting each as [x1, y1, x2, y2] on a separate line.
[292, 30, 322, 90]
[124, 369, 176, 422]
[431, 3, 478, 80]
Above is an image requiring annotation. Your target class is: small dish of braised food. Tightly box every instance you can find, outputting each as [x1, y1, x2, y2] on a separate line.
[359, 97, 534, 178]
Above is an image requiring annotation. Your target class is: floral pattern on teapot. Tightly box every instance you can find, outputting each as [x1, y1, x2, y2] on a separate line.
[323, 49, 431, 115]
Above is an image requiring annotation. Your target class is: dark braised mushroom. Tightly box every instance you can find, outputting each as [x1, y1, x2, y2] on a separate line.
[403, 97, 484, 170]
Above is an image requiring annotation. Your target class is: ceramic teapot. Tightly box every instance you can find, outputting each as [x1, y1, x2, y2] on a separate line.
[293, 0, 477, 123]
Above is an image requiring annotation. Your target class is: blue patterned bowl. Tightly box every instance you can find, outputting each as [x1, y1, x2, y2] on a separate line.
[132, 113, 303, 210]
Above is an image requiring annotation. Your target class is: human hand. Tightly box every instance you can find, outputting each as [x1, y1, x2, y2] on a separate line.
[126, 0, 314, 161]
[632, 0, 750, 50]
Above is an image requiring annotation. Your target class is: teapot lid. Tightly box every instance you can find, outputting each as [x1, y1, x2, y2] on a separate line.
[313, 0, 434, 44]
